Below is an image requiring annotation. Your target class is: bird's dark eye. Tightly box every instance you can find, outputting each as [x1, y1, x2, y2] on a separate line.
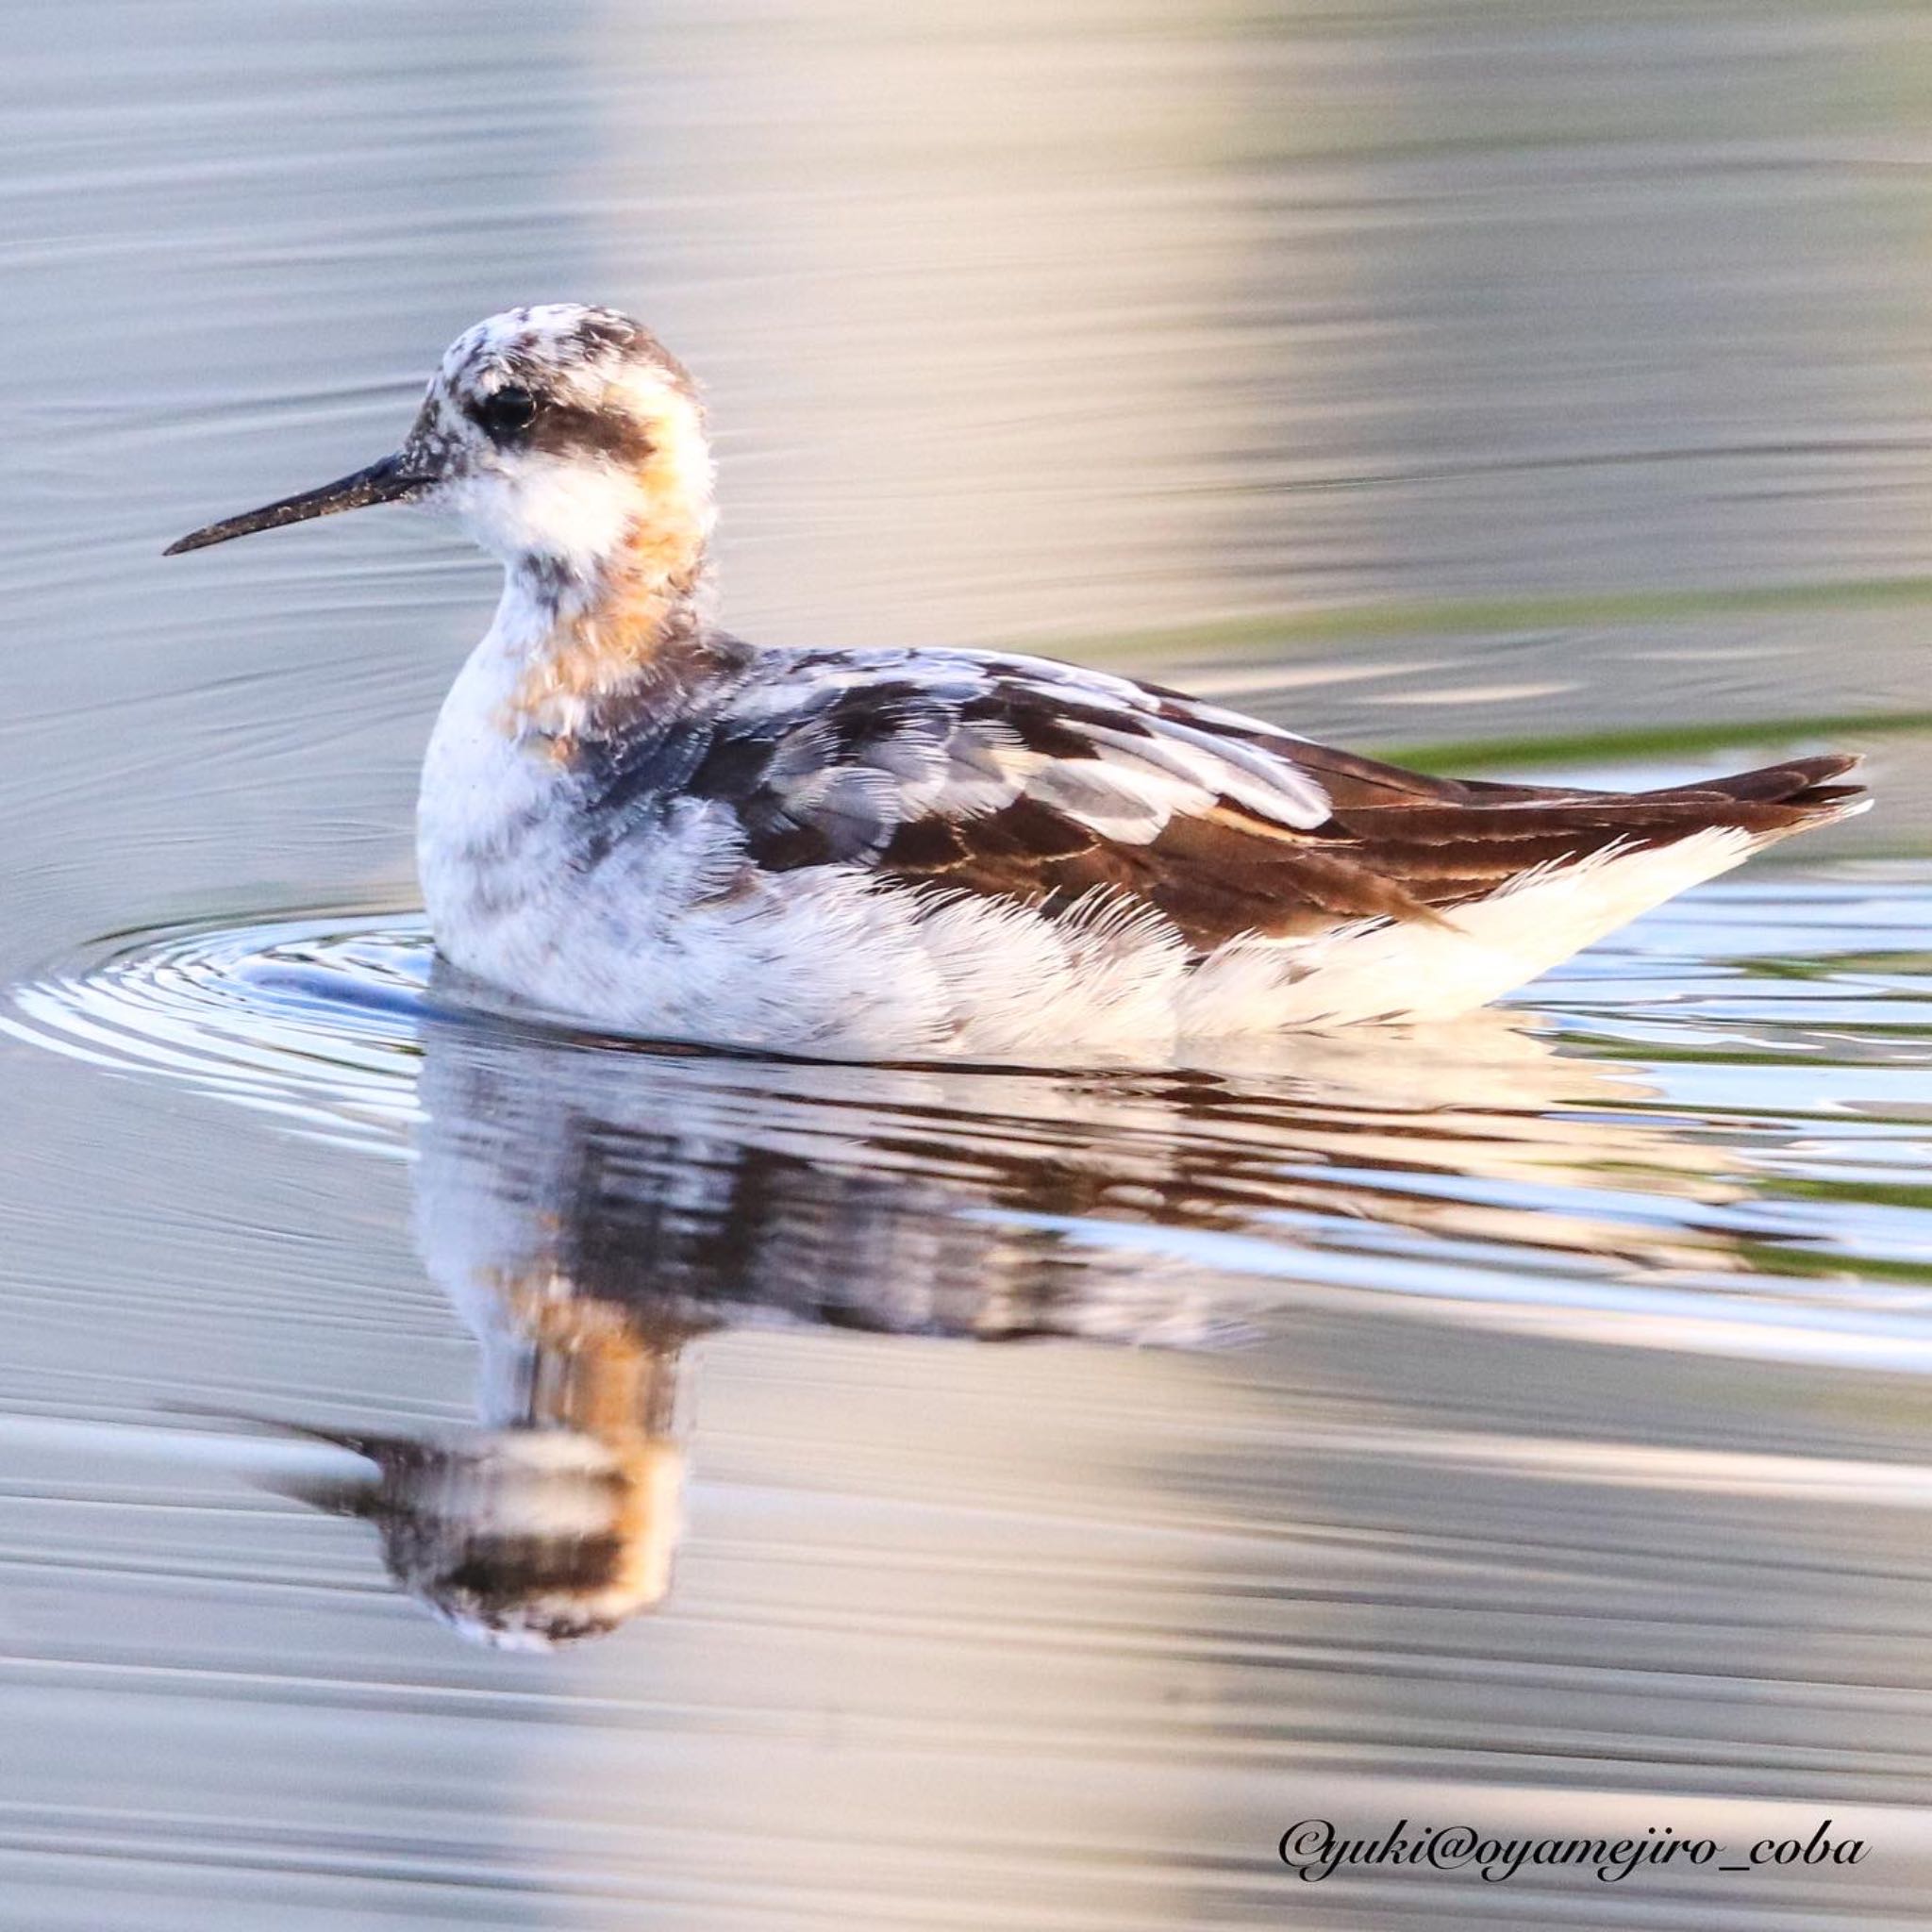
[479, 385, 537, 435]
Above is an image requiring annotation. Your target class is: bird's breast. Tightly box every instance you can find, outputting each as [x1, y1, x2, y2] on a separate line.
[417, 638, 581, 948]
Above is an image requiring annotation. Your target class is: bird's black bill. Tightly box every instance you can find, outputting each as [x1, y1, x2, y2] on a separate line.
[164, 451, 433, 555]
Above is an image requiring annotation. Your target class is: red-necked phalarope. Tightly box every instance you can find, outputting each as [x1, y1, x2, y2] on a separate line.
[167, 303, 1870, 1059]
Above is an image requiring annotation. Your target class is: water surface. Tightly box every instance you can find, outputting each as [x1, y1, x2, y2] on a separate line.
[5, 1, 1932, 1926]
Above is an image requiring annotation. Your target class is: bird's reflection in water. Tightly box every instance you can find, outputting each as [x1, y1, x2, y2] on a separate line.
[270, 976, 1750, 1647]
[281, 1302, 690, 1649]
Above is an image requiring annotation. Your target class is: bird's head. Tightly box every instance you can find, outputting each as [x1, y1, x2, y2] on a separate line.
[167, 303, 714, 594]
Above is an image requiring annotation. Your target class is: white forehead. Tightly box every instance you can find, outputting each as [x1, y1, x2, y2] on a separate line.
[434, 304, 692, 402]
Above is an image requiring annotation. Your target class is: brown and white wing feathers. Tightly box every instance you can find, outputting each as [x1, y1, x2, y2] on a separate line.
[585, 648, 1866, 952]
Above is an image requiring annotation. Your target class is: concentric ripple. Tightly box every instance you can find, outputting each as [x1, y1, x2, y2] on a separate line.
[3, 915, 435, 1149]
[8, 864, 1932, 1366]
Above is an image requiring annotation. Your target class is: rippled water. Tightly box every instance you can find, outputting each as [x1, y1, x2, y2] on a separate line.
[7, 1, 1932, 1926]
[16, 864, 1932, 1370]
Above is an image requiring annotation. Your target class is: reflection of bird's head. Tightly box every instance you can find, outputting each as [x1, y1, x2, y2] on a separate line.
[288, 1423, 684, 1651]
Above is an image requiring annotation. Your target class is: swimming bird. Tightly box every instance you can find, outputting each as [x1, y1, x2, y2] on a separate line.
[166, 304, 1869, 1060]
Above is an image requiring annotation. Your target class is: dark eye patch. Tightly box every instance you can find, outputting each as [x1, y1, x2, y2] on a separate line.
[462, 376, 658, 467]
[526, 402, 656, 465]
